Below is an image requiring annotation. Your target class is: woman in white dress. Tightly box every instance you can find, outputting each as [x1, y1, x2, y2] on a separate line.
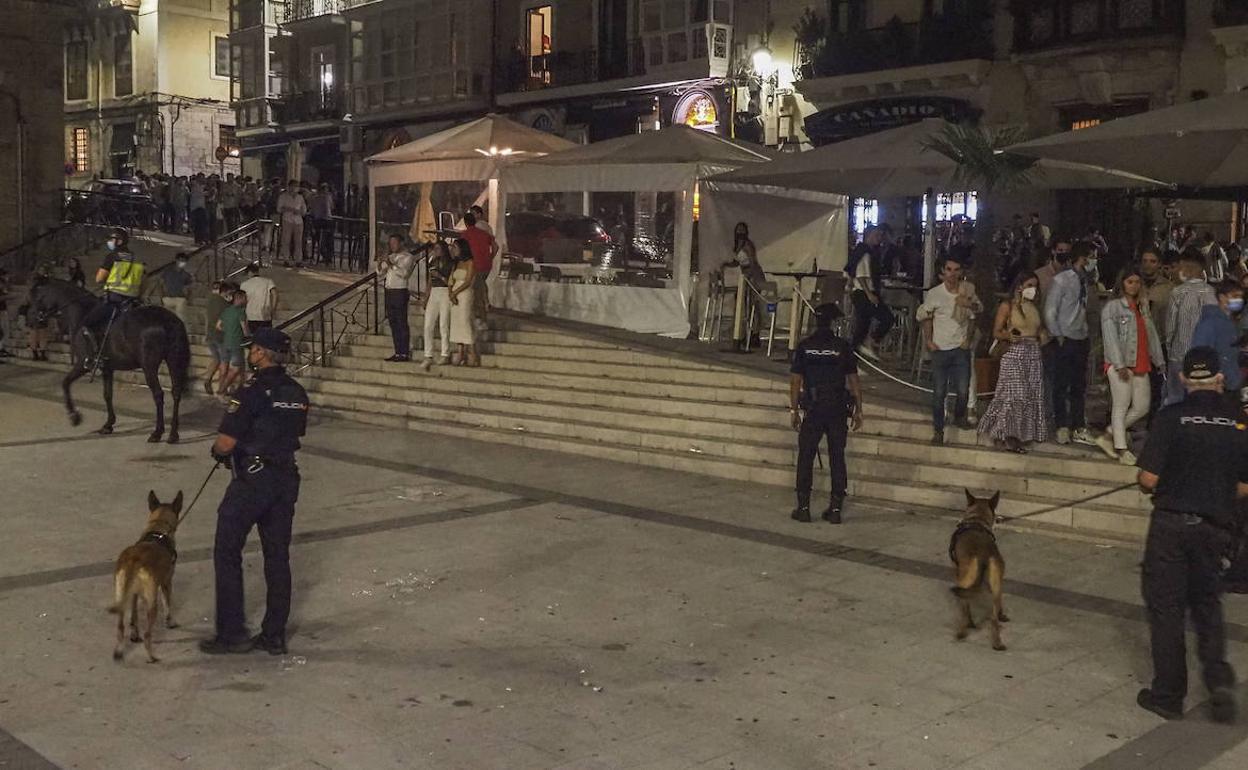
[420, 240, 454, 371]
[448, 238, 479, 366]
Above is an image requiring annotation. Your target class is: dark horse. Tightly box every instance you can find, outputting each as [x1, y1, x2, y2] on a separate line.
[22, 278, 191, 443]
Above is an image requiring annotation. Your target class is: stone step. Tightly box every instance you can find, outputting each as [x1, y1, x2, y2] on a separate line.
[313, 401, 1148, 541]
[309, 389, 1148, 512]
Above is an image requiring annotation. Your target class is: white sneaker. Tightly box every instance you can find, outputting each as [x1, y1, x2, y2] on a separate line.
[421, 358, 433, 372]
[1093, 433, 1119, 460]
[1119, 450, 1138, 467]
[1055, 427, 1070, 445]
[1071, 428, 1097, 446]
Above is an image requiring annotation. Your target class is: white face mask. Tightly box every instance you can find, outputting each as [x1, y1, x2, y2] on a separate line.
[1021, 286, 1037, 301]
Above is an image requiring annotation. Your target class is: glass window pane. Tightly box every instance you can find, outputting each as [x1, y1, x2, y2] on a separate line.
[667, 32, 687, 62]
[648, 37, 664, 66]
[664, 0, 686, 27]
[692, 26, 708, 58]
[642, 1, 662, 32]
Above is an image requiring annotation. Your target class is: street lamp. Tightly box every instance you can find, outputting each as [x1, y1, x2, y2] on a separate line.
[751, 44, 775, 78]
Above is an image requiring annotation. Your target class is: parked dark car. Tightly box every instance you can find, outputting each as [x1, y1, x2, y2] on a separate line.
[505, 211, 613, 266]
[64, 179, 153, 227]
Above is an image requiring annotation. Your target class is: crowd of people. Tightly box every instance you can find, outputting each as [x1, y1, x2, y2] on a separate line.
[90, 172, 369, 271]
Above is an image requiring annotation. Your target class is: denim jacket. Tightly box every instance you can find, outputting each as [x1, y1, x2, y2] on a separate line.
[1101, 298, 1164, 371]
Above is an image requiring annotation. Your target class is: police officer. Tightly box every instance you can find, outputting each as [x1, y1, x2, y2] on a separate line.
[81, 228, 144, 357]
[199, 327, 310, 655]
[1135, 346, 1248, 723]
[790, 303, 863, 524]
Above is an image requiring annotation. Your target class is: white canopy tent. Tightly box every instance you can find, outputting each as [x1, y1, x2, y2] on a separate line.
[365, 113, 576, 265]
[499, 125, 776, 336]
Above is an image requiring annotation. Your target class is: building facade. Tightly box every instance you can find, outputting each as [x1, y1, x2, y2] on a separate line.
[763, 0, 1242, 246]
[0, 0, 77, 250]
[63, 0, 239, 187]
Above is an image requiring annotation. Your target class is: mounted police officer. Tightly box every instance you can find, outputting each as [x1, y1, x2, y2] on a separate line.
[1135, 346, 1248, 724]
[790, 303, 863, 524]
[81, 227, 144, 361]
[200, 327, 310, 656]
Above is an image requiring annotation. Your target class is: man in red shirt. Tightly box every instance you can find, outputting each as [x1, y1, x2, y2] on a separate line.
[460, 211, 498, 329]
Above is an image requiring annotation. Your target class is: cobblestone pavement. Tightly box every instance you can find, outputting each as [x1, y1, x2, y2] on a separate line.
[1, 365, 1246, 770]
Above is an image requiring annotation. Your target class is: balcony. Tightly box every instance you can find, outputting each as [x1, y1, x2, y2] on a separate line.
[808, 15, 993, 79]
[1012, 0, 1183, 53]
[273, 89, 344, 124]
[495, 42, 646, 94]
[284, 0, 345, 25]
[231, 0, 290, 31]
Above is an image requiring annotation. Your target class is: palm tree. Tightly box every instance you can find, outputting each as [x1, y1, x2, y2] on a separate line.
[921, 123, 1037, 339]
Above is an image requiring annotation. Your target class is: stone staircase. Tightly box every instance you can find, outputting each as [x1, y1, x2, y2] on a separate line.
[5, 289, 1149, 542]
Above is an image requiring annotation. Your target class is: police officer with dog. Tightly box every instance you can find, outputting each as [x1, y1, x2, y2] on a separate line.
[790, 303, 863, 524]
[1135, 346, 1248, 723]
[200, 327, 309, 656]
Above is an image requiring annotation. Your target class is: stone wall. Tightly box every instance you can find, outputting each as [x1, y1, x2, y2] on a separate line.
[0, 0, 74, 251]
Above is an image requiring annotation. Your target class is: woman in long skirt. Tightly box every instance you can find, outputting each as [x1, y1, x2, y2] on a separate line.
[448, 238, 479, 366]
[978, 273, 1049, 453]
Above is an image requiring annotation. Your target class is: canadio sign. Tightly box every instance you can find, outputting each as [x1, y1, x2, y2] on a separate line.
[805, 97, 978, 145]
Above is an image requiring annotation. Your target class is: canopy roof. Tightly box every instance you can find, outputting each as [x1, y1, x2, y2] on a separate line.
[367, 114, 576, 187]
[503, 125, 774, 193]
[711, 119, 1164, 197]
[1007, 91, 1248, 187]
[367, 113, 575, 164]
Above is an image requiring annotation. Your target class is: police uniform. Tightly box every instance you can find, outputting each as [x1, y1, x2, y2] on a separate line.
[81, 248, 144, 333]
[1135, 347, 1247, 721]
[209, 328, 309, 651]
[791, 306, 858, 522]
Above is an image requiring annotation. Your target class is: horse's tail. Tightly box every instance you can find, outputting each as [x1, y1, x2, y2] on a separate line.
[167, 320, 192, 397]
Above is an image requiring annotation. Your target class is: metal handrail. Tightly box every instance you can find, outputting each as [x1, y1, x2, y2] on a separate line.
[276, 271, 381, 374]
[279, 271, 378, 330]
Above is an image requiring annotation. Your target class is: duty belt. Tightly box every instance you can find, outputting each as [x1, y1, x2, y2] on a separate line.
[234, 454, 296, 476]
[1154, 508, 1224, 530]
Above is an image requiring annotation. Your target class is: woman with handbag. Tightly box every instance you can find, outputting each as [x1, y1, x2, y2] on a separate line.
[977, 273, 1050, 453]
[1093, 265, 1165, 466]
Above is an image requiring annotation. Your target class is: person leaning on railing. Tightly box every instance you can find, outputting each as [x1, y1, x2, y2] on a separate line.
[718, 221, 768, 351]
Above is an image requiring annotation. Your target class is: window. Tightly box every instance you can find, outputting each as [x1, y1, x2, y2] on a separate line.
[350, 3, 476, 113]
[65, 40, 88, 101]
[69, 127, 90, 173]
[922, 192, 979, 223]
[114, 34, 133, 97]
[526, 5, 553, 85]
[214, 36, 231, 78]
[851, 198, 879, 235]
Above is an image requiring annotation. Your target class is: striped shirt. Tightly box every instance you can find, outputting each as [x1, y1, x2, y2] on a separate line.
[1165, 279, 1217, 363]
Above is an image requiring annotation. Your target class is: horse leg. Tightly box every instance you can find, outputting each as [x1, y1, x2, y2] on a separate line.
[62, 363, 88, 427]
[98, 368, 116, 435]
[143, 362, 165, 443]
[167, 358, 182, 445]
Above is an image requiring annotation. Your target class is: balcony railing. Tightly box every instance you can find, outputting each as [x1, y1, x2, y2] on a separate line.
[231, 0, 289, 31]
[273, 89, 344, 123]
[495, 39, 649, 93]
[1012, 0, 1184, 52]
[810, 14, 993, 79]
[284, 0, 344, 23]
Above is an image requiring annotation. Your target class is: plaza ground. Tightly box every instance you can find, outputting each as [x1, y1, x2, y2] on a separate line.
[1, 365, 1247, 769]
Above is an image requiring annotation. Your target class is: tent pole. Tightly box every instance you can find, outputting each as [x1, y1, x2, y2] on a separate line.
[368, 180, 378, 272]
[923, 186, 936, 287]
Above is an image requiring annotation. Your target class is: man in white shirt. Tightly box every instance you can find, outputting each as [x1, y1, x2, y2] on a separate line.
[917, 258, 982, 445]
[468, 205, 493, 237]
[276, 180, 307, 266]
[377, 234, 416, 361]
[239, 263, 279, 330]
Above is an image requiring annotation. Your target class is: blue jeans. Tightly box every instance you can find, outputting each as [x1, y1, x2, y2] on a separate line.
[931, 348, 971, 432]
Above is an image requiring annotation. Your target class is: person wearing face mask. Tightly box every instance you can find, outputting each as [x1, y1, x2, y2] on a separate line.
[1094, 266, 1165, 466]
[1043, 241, 1095, 445]
[978, 273, 1050, 453]
[159, 252, 194, 325]
[1164, 249, 1217, 405]
[1190, 280, 1245, 399]
[80, 228, 145, 363]
[202, 327, 309, 657]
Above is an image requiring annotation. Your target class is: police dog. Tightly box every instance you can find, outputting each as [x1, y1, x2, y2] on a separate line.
[949, 489, 1009, 651]
[109, 491, 182, 663]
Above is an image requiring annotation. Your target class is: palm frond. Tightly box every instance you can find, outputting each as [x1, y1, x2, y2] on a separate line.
[921, 123, 1037, 194]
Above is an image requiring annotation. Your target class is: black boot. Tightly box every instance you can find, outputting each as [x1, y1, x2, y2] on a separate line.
[250, 634, 288, 656]
[821, 499, 844, 524]
[791, 505, 812, 523]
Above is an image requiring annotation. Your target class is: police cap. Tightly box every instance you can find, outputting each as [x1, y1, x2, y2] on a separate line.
[1183, 346, 1220, 381]
[813, 303, 843, 324]
[248, 327, 292, 354]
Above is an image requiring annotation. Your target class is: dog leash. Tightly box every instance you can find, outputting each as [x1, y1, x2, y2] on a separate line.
[995, 481, 1138, 523]
[177, 462, 220, 525]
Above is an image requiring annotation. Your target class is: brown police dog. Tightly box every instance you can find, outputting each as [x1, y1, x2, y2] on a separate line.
[109, 491, 182, 662]
[949, 489, 1009, 651]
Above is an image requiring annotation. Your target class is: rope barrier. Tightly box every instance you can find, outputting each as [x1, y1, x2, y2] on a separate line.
[852, 351, 997, 398]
